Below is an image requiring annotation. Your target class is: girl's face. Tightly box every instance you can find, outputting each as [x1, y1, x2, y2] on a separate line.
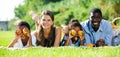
[40, 15, 53, 29]
[71, 26, 81, 36]
[71, 27, 80, 43]
[73, 26, 80, 32]
[17, 26, 29, 39]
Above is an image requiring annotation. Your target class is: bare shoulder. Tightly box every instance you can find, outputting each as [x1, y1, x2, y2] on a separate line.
[55, 27, 61, 36]
[55, 27, 61, 32]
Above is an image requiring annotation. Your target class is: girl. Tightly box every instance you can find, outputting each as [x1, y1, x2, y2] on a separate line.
[65, 19, 85, 46]
[8, 21, 36, 48]
[33, 10, 61, 47]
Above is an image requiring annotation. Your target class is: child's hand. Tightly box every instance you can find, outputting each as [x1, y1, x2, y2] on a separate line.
[16, 29, 22, 36]
[71, 30, 77, 36]
[23, 27, 30, 37]
[68, 30, 74, 39]
[78, 31, 84, 40]
[15, 29, 22, 39]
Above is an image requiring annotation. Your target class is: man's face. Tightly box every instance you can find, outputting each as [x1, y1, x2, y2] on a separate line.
[89, 12, 102, 29]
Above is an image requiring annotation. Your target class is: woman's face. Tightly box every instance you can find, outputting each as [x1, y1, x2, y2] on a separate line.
[40, 15, 53, 29]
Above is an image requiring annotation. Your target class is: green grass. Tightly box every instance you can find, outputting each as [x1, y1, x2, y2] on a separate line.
[0, 46, 120, 57]
[0, 31, 120, 57]
[0, 31, 14, 46]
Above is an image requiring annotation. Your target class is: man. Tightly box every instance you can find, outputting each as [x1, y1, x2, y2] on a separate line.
[81, 8, 112, 46]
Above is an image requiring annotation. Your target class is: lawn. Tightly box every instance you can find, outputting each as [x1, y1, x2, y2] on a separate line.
[0, 31, 14, 46]
[0, 46, 120, 57]
[0, 31, 120, 57]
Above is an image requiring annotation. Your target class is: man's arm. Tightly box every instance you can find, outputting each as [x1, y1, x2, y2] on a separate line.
[105, 22, 113, 46]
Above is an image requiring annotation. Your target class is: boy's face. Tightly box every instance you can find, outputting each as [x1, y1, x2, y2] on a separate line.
[89, 12, 102, 29]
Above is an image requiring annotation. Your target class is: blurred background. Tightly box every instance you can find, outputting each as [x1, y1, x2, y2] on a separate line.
[0, 0, 120, 31]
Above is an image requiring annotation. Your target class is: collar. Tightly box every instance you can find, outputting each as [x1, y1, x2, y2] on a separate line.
[88, 20, 103, 32]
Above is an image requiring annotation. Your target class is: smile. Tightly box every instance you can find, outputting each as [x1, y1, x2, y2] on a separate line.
[93, 23, 98, 25]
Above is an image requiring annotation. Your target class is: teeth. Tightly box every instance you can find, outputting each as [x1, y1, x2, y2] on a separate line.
[93, 23, 98, 25]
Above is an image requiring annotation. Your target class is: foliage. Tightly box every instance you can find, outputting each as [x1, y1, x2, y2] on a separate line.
[10, 0, 120, 30]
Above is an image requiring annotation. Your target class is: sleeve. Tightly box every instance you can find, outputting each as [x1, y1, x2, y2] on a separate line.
[13, 38, 22, 48]
[64, 36, 69, 40]
[31, 34, 37, 46]
[105, 23, 113, 46]
[84, 33, 92, 45]
[81, 20, 92, 45]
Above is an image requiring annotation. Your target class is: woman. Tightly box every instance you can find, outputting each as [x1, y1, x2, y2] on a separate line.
[8, 21, 36, 48]
[33, 10, 61, 47]
[65, 19, 85, 46]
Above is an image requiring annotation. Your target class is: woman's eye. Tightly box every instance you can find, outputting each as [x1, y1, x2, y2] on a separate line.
[42, 19, 46, 21]
[48, 19, 51, 21]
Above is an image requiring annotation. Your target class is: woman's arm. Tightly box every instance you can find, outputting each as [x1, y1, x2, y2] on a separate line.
[54, 27, 61, 47]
